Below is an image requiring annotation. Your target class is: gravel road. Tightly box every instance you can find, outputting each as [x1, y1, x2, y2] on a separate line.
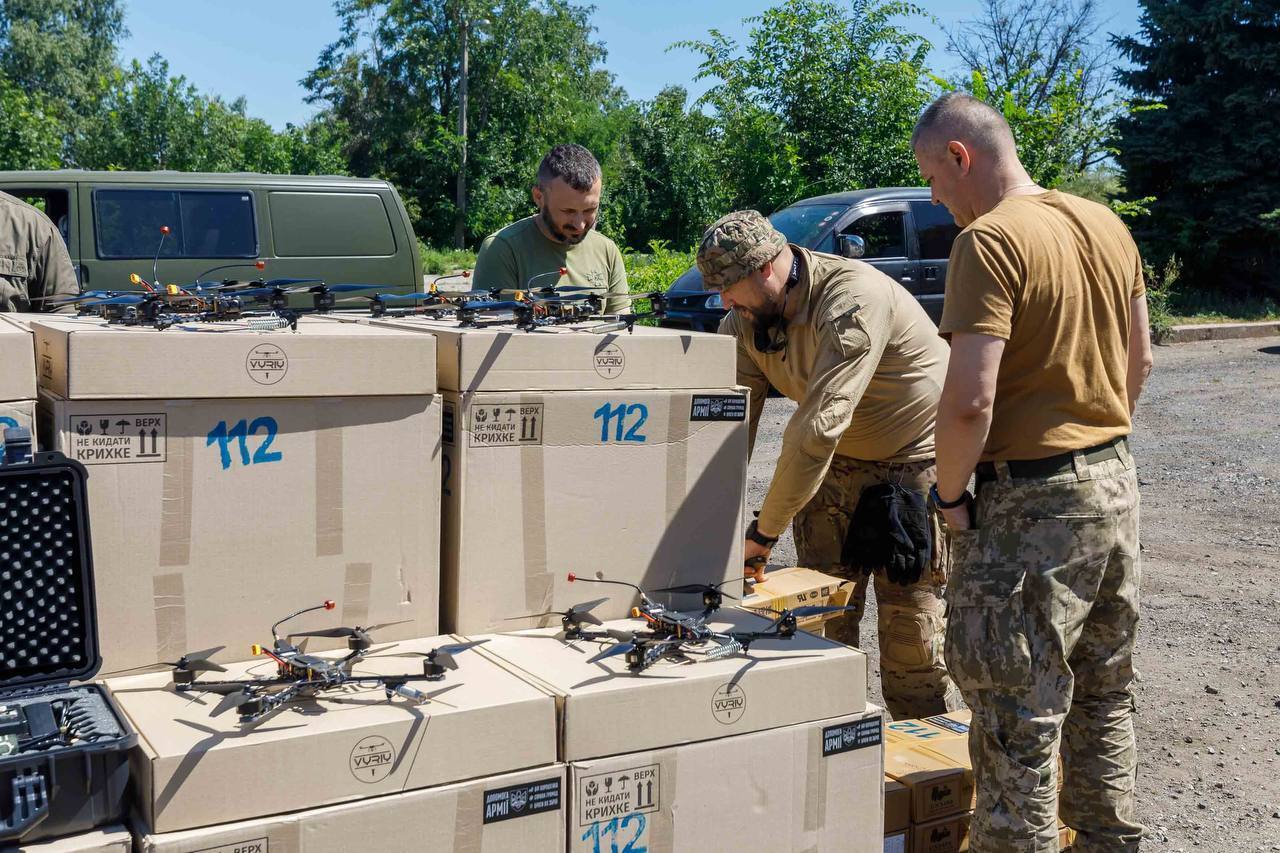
[746, 335, 1280, 850]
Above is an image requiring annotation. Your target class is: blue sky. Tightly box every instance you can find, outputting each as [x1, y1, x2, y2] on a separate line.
[122, 0, 1143, 130]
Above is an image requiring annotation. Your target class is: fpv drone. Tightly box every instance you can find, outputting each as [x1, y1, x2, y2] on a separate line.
[505, 572, 852, 673]
[155, 600, 482, 724]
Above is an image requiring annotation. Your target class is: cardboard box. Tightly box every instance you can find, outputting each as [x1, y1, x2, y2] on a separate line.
[567, 708, 885, 853]
[885, 775, 910, 833]
[31, 316, 443, 674]
[0, 315, 38, 453]
[884, 829, 909, 853]
[7, 825, 131, 852]
[134, 765, 567, 852]
[910, 811, 970, 853]
[442, 386, 748, 631]
[885, 710, 972, 744]
[466, 608, 867, 762]
[105, 635, 558, 833]
[740, 567, 854, 631]
[884, 741, 974, 824]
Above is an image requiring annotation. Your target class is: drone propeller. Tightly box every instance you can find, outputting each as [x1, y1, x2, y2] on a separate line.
[785, 605, 858, 620]
[290, 282, 389, 294]
[111, 645, 228, 675]
[80, 294, 149, 307]
[654, 580, 740, 600]
[386, 639, 488, 676]
[504, 597, 609, 627]
[588, 640, 636, 663]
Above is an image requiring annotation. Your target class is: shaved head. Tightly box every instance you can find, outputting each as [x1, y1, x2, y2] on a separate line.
[911, 92, 1017, 159]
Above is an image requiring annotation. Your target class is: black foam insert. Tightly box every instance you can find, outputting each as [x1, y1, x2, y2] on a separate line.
[0, 467, 91, 684]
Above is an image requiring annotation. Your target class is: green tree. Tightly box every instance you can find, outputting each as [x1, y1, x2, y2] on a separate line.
[605, 86, 728, 250]
[676, 0, 933, 212]
[1114, 0, 1280, 295]
[304, 0, 624, 246]
[0, 76, 62, 169]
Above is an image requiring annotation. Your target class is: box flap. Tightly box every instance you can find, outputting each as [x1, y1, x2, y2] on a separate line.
[106, 635, 557, 833]
[463, 609, 867, 761]
[0, 314, 37, 400]
[30, 316, 437, 399]
[346, 315, 734, 391]
[18, 825, 132, 852]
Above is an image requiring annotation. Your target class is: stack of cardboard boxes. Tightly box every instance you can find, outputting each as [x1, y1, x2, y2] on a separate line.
[0, 315, 37, 453]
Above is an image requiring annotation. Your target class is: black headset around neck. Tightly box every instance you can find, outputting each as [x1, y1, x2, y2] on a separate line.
[753, 252, 801, 354]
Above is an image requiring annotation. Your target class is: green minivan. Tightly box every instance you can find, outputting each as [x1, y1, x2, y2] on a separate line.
[0, 171, 425, 297]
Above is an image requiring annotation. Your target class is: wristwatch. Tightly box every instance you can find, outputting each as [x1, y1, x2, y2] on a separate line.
[745, 519, 779, 547]
[929, 483, 972, 510]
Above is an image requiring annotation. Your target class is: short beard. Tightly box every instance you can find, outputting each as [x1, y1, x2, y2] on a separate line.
[540, 204, 589, 245]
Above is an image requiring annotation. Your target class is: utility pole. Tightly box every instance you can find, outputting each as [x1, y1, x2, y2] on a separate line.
[454, 14, 487, 249]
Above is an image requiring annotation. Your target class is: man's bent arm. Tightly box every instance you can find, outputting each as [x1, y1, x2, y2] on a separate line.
[1126, 295, 1154, 415]
[936, 332, 1004, 505]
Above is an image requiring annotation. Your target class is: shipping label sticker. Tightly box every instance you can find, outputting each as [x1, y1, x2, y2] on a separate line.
[192, 839, 268, 853]
[577, 763, 659, 826]
[822, 715, 883, 757]
[483, 776, 562, 824]
[470, 402, 543, 448]
[690, 394, 747, 422]
[68, 413, 166, 465]
[922, 714, 970, 735]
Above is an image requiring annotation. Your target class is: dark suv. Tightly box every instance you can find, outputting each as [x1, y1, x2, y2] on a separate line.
[660, 187, 960, 331]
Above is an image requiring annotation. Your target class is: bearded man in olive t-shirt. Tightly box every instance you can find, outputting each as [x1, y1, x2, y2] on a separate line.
[913, 92, 1154, 852]
[473, 144, 629, 314]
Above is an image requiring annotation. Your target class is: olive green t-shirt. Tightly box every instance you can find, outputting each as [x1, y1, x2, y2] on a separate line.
[473, 216, 629, 314]
[939, 190, 1144, 461]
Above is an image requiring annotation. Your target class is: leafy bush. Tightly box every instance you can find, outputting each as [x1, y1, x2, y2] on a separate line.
[623, 240, 698, 294]
[419, 243, 477, 275]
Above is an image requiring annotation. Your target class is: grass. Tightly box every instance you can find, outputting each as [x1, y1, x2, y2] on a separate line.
[1145, 257, 1280, 341]
[419, 242, 476, 275]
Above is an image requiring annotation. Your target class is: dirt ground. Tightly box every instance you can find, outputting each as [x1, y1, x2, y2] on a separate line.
[746, 335, 1280, 850]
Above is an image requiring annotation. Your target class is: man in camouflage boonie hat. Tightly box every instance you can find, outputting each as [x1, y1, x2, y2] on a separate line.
[701, 209, 961, 720]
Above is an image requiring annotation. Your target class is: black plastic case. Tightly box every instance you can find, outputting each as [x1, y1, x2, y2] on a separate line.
[0, 451, 137, 844]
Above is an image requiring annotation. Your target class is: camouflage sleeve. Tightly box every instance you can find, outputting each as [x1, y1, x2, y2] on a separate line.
[34, 221, 79, 312]
[719, 311, 769, 458]
[472, 233, 518, 291]
[604, 239, 629, 315]
[756, 286, 890, 536]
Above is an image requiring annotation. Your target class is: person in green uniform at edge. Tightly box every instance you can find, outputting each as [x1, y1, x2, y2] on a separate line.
[472, 143, 629, 314]
[0, 192, 78, 311]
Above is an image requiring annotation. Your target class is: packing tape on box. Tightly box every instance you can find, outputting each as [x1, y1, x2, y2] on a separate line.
[803, 721, 829, 833]
[153, 572, 188, 664]
[520, 394, 553, 614]
[649, 747, 678, 852]
[158, 433, 193, 567]
[315, 425, 344, 557]
[663, 395, 690, 526]
[342, 562, 373, 628]
[452, 782, 483, 853]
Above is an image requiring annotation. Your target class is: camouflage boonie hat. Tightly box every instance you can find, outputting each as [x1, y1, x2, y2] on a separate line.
[697, 210, 787, 289]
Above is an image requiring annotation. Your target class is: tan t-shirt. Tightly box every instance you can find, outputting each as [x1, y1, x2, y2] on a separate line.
[939, 190, 1144, 461]
[473, 216, 629, 314]
[721, 248, 947, 535]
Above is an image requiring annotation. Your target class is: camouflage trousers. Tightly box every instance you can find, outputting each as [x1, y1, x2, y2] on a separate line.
[946, 445, 1143, 852]
[793, 454, 960, 720]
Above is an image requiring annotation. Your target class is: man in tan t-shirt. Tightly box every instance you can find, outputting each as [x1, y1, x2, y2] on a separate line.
[913, 92, 1153, 852]
[698, 209, 959, 719]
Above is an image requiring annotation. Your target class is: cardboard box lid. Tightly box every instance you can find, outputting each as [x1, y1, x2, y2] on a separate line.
[106, 635, 557, 833]
[886, 710, 972, 744]
[29, 315, 437, 399]
[464, 609, 867, 761]
[910, 811, 971, 853]
[16, 826, 132, 852]
[0, 314, 36, 400]
[352, 315, 735, 392]
[884, 741, 974, 824]
[135, 765, 567, 853]
[885, 775, 911, 833]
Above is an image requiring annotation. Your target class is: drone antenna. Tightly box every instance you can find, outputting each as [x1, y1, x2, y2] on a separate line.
[524, 266, 568, 291]
[566, 572, 650, 604]
[151, 226, 171, 290]
[271, 599, 337, 641]
[194, 259, 266, 284]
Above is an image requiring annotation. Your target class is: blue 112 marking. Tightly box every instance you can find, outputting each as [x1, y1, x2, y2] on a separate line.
[593, 402, 648, 443]
[206, 417, 282, 470]
[580, 814, 647, 853]
[0, 416, 18, 430]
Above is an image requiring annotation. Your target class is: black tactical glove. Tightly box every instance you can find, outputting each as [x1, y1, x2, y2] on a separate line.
[842, 482, 932, 586]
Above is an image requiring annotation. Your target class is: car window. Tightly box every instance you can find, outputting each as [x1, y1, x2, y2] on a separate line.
[841, 211, 907, 259]
[270, 191, 396, 257]
[94, 189, 256, 259]
[768, 204, 849, 247]
[911, 201, 961, 260]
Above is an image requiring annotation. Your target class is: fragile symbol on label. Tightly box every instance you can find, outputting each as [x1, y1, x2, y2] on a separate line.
[192, 838, 268, 853]
[246, 343, 288, 385]
[577, 763, 659, 826]
[349, 734, 396, 783]
[822, 716, 883, 757]
[470, 402, 543, 448]
[592, 342, 625, 379]
[67, 413, 166, 465]
[483, 776, 563, 824]
[690, 394, 747, 422]
[711, 682, 746, 725]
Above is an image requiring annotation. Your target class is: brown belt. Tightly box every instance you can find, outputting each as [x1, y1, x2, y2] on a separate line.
[975, 437, 1126, 484]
